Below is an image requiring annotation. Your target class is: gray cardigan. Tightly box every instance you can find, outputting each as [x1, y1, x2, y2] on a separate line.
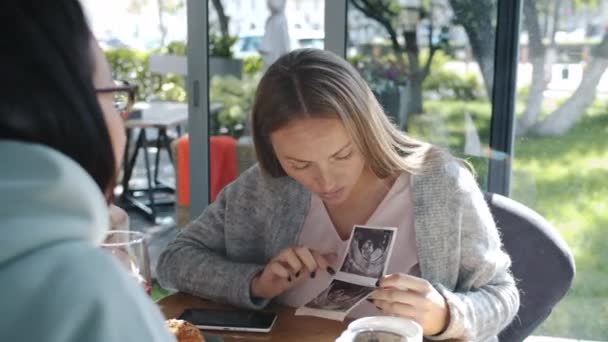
[157, 160, 519, 341]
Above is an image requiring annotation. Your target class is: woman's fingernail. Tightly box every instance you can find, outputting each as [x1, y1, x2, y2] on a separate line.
[288, 276, 292, 282]
[375, 279, 380, 287]
[366, 298, 374, 303]
[327, 267, 336, 275]
[310, 271, 316, 278]
[295, 271, 301, 278]
[375, 306, 382, 311]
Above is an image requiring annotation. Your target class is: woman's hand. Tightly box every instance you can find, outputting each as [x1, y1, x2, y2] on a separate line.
[108, 204, 129, 230]
[369, 273, 450, 336]
[250, 246, 336, 300]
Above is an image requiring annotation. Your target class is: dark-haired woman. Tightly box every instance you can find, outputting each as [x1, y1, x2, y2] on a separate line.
[0, 1, 174, 341]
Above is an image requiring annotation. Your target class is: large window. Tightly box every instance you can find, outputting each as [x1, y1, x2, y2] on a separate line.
[185, 2, 608, 338]
[346, 1, 608, 339]
[347, 0, 498, 188]
[83, 0, 189, 228]
[83, 0, 188, 298]
[206, 0, 326, 180]
[512, 0, 608, 339]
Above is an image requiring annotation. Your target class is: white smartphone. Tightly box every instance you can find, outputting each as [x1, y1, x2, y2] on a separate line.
[178, 308, 278, 333]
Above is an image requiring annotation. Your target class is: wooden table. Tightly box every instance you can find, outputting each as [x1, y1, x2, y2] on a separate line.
[159, 293, 349, 341]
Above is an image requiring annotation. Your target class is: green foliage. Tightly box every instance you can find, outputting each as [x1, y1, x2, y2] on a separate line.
[350, 51, 407, 94]
[351, 49, 481, 100]
[409, 100, 492, 150]
[423, 70, 483, 100]
[243, 55, 263, 76]
[421, 49, 451, 69]
[104, 43, 187, 102]
[160, 40, 187, 56]
[104, 42, 259, 138]
[409, 99, 608, 339]
[511, 102, 608, 339]
[104, 48, 155, 100]
[572, 0, 600, 9]
[209, 75, 260, 137]
[209, 33, 237, 58]
[421, 51, 484, 101]
[516, 85, 530, 100]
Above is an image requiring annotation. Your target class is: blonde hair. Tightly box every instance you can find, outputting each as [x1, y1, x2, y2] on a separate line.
[251, 49, 445, 178]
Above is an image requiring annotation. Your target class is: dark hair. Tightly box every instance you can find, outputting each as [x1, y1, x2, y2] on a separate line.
[0, 0, 116, 195]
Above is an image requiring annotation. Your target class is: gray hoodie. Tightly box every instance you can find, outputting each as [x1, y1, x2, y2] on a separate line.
[0, 141, 174, 342]
[158, 159, 520, 341]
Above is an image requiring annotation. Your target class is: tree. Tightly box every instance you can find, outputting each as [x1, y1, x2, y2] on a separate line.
[534, 32, 608, 135]
[350, 0, 444, 118]
[516, 0, 548, 134]
[517, 0, 566, 135]
[350, 0, 496, 119]
[353, 0, 607, 136]
[127, 0, 184, 48]
[517, 0, 608, 136]
[157, 0, 184, 47]
[210, 0, 230, 40]
[448, 0, 495, 98]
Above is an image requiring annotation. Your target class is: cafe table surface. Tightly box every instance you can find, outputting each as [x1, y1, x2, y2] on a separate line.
[158, 292, 349, 342]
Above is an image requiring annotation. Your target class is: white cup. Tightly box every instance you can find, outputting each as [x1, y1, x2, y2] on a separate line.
[336, 316, 423, 342]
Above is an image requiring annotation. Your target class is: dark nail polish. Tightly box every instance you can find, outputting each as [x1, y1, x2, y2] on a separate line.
[288, 276, 292, 282]
[375, 279, 380, 287]
[327, 267, 336, 275]
[366, 298, 374, 303]
[295, 271, 301, 278]
[310, 271, 316, 278]
[375, 306, 382, 311]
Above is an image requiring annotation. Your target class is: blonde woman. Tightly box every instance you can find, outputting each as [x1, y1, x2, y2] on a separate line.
[157, 49, 519, 341]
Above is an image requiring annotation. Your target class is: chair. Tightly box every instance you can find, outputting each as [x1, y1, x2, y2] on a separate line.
[173, 135, 244, 227]
[483, 193, 575, 342]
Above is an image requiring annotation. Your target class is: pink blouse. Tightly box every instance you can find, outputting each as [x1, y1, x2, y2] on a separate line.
[278, 172, 419, 318]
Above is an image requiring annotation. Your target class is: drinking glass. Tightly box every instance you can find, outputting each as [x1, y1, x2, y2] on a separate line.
[101, 230, 152, 295]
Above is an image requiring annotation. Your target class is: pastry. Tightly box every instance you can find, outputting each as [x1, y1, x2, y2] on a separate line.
[166, 319, 205, 342]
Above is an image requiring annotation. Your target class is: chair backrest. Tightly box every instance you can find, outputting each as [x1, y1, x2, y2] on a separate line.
[484, 193, 575, 342]
[173, 135, 238, 206]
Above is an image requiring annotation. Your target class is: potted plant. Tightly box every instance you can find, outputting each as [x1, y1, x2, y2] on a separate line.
[209, 33, 242, 79]
[350, 52, 409, 128]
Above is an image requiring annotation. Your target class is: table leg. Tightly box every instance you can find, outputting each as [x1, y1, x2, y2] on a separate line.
[154, 128, 162, 185]
[121, 128, 132, 193]
[122, 129, 143, 199]
[140, 129, 157, 219]
[162, 129, 174, 164]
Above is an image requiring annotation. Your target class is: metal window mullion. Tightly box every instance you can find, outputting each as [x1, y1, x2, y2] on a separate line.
[487, 0, 522, 196]
[325, 0, 347, 57]
[187, 0, 210, 219]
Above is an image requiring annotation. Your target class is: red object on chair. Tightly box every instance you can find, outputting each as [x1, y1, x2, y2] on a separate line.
[209, 135, 238, 202]
[175, 135, 238, 206]
[176, 135, 190, 207]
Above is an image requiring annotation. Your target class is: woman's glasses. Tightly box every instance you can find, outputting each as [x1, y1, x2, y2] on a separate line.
[96, 80, 138, 119]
